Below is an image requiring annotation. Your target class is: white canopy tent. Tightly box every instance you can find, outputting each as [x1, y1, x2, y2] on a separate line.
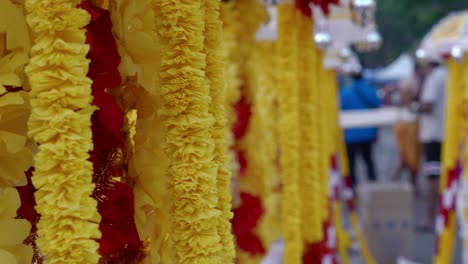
[374, 53, 414, 82]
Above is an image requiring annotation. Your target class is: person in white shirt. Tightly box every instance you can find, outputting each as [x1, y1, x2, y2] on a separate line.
[410, 61, 448, 231]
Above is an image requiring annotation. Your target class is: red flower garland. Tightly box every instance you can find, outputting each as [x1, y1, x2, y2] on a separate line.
[80, 1, 143, 262]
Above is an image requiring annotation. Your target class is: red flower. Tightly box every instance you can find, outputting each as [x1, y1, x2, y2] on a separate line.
[98, 182, 143, 255]
[80, 1, 121, 91]
[232, 96, 252, 140]
[81, 1, 143, 260]
[311, 0, 340, 15]
[232, 193, 265, 254]
[296, 0, 313, 17]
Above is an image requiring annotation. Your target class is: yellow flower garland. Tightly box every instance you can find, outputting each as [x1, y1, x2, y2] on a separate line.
[25, 0, 101, 263]
[462, 58, 468, 264]
[277, 4, 303, 263]
[220, 1, 242, 208]
[297, 12, 323, 244]
[155, 0, 222, 263]
[434, 58, 464, 264]
[203, 0, 235, 262]
[317, 52, 330, 224]
[252, 42, 282, 250]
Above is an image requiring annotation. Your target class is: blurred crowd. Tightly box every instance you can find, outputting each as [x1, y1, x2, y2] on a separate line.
[340, 59, 448, 231]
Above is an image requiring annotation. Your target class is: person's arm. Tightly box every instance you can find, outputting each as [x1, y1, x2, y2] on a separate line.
[409, 101, 433, 113]
[413, 68, 443, 114]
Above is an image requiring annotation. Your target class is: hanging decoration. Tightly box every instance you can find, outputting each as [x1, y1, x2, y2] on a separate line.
[203, 0, 236, 261]
[277, 3, 303, 263]
[155, 0, 225, 263]
[25, 0, 101, 263]
[433, 58, 465, 264]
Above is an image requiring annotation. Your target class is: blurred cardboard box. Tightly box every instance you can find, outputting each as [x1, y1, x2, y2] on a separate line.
[358, 182, 414, 264]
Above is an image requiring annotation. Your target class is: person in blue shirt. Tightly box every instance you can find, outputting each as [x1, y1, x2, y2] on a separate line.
[340, 71, 382, 189]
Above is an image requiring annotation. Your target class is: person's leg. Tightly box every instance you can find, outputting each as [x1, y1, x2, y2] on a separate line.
[361, 141, 377, 182]
[424, 142, 442, 228]
[346, 143, 358, 189]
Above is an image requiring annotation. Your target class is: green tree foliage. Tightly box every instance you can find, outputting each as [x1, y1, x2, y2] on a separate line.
[359, 0, 468, 68]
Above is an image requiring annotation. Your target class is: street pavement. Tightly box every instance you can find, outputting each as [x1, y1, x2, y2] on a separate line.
[349, 127, 462, 264]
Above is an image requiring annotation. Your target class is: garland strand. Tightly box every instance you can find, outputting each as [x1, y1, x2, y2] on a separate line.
[155, 0, 222, 263]
[25, 0, 101, 263]
[297, 12, 323, 244]
[460, 58, 468, 264]
[434, 59, 464, 264]
[254, 42, 282, 251]
[203, 0, 236, 262]
[220, 1, 242, 208]
[277, 4, 303, 263]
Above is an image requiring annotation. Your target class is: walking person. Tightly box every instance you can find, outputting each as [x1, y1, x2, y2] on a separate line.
[410, 60, 448, 231]
[392, 63, 425, 196]
[340, 71, 382, 189]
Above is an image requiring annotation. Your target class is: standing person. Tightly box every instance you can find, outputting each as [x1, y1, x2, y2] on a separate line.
[340, 71, 382, 189]
[410, 61, 448, 231]
[392, 63, 425, 196]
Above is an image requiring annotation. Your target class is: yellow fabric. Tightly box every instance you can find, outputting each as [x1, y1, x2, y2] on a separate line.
[277, 4, 303, 263]
[24, 0, 101, 263]
[394, 122, 421, 173]
[155, 0, 223, 263]
[297, 13, 323, 244]
[203, 0, 235, 262]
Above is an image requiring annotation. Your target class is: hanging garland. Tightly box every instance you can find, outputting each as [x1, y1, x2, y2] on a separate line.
[277, 3, 303, 263]
[296, 11, 323, 245]
[459, 57, 468, 264]
[25, 0, 101, 262]
[155, 0, 224, 263]
[434, 58, 464, 264]
[203, 0, 236, 262]
[252, 42, 282, 252]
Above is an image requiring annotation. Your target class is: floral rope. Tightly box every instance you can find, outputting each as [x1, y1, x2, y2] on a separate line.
[434, 58, 464, 264]
[460, 58, 468, 264]
[297, 12, 323, 244]
[155, 0, 222, 263]
[24, 0, 101, 263]
[203, 0, 235, 262]
[277, 4, 303, 263]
